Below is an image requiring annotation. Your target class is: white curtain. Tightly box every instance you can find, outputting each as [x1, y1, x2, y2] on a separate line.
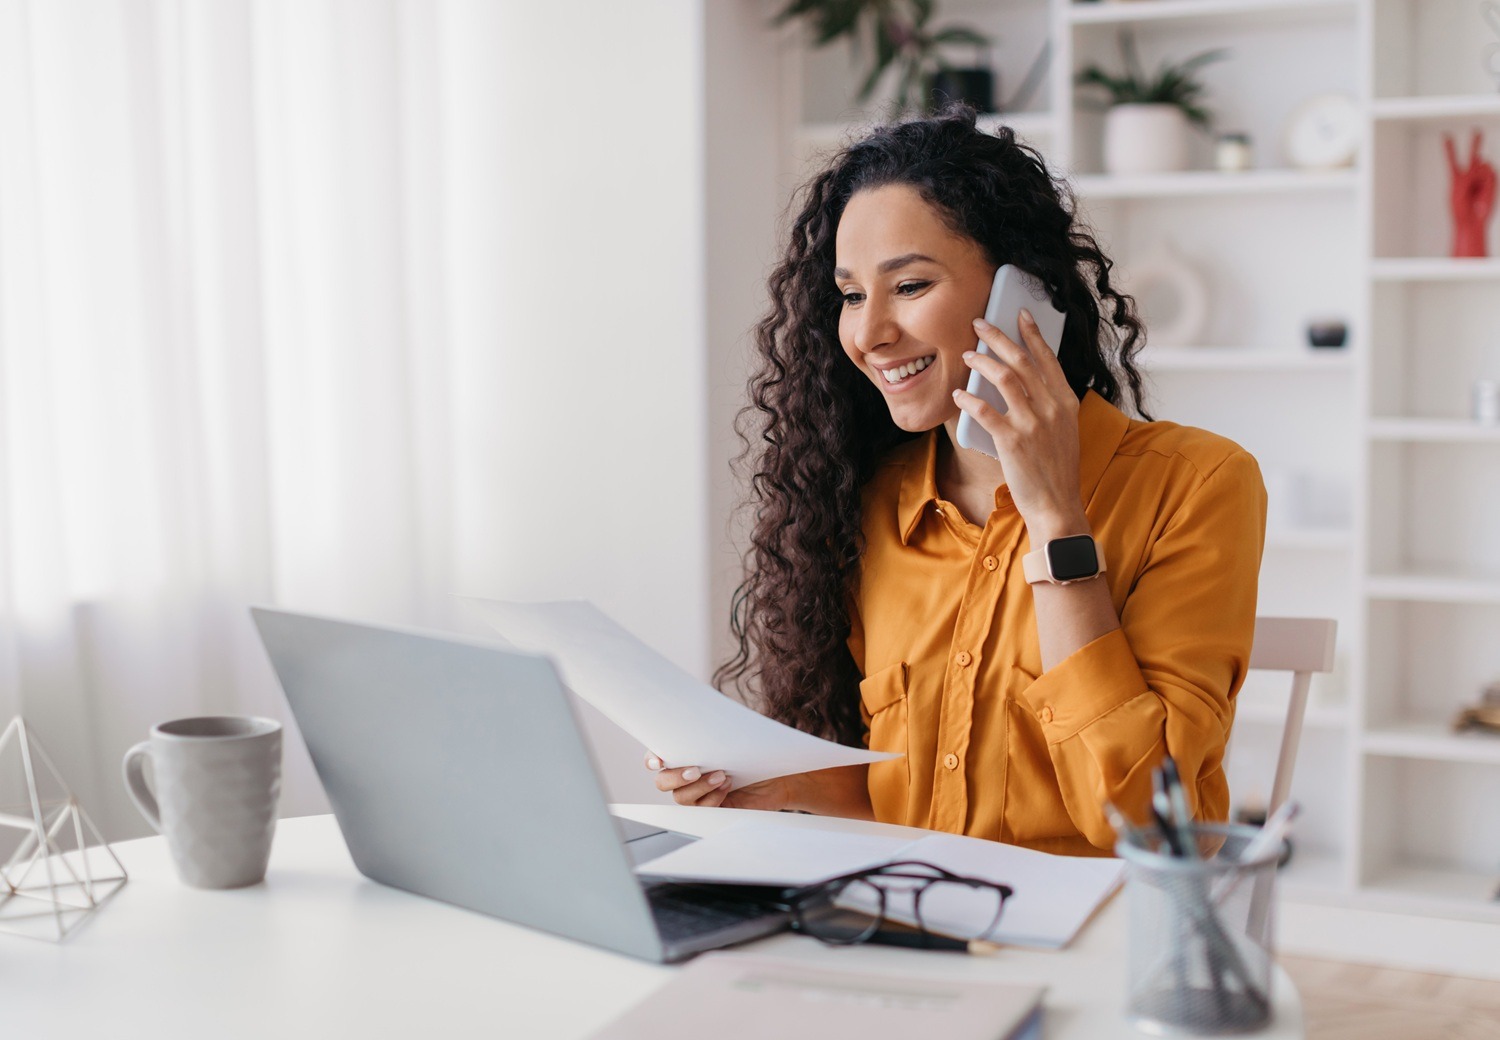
[0, 0, 709, 838]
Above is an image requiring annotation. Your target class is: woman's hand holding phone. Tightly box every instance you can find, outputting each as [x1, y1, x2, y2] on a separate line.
[953, 308, 1088, 541]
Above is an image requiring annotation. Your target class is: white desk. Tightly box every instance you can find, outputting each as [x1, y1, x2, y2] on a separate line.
[4, 808, 1303, 1038]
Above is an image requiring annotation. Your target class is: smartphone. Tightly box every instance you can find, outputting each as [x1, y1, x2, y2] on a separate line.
[955, 264, 1068, 459]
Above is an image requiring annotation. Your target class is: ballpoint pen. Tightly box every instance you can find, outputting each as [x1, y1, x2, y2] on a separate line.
[1160, 756, 1233, 1016]
[864, 923, 1000, 955]
[1150, 770, 1187, 858]
[1160, 755, 1196, 854]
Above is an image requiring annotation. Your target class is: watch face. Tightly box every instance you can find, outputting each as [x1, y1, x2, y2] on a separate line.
[1046, 535, 1100, 582]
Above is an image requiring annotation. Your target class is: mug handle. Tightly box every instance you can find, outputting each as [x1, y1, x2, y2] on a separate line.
[122, 741, 162, 833]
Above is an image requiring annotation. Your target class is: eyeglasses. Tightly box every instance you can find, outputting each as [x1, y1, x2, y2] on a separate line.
[777, 859, 1014, 948]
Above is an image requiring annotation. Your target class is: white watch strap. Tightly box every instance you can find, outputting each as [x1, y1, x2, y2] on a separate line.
[1022, 538, 1107, 584]
[1022, 547, 1052, 584]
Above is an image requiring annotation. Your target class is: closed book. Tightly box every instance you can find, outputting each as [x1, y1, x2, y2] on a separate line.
[590, 952, 1045, 1040]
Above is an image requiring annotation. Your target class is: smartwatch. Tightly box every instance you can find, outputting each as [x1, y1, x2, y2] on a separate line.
[1022, 534, 1106, 585]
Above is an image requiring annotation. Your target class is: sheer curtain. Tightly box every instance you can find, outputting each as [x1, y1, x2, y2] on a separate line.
[0, 0, 708, 837]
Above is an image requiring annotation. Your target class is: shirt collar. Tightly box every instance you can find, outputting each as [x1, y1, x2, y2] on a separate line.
[895, 390, 1132, 545]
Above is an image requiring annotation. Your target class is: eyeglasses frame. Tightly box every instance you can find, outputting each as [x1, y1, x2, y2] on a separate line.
[777, 858, 1015, 947]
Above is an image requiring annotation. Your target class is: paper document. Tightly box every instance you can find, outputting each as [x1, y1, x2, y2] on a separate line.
[635, 821, 910, 886]
[468, 599, 897, 788]
[637, 819, 1123, 949]
[589, 952, 1045, 1040]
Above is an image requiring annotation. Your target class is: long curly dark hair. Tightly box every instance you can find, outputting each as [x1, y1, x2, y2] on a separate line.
[713, 102, 1150, 747]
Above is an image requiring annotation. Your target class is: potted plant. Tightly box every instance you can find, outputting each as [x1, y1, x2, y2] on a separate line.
[1075, 30, 1228, 176]
[772, 0, 992, 115]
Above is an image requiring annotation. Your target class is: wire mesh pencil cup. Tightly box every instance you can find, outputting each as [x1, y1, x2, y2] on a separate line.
[1117, 822, 1280, 1036]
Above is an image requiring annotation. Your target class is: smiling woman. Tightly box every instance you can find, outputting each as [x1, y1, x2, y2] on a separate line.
[649, 103, 1268, 857]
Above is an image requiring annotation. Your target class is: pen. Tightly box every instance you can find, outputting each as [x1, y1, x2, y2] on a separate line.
[1150, 772, 1186, 858]
[864, 924, 999, 955]
[1160, 755, 1197, 858]
[1235, 799, 1300, 870]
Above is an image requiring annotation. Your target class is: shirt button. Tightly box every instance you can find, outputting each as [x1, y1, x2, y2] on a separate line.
[944, 753, 959, 770]
[1038, 706, 1055, 724]
[955, 650, 972, 667]
[983, 555, 999, 571]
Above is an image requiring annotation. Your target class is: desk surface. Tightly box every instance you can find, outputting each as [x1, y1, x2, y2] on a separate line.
[4, 808, 1303, 1039]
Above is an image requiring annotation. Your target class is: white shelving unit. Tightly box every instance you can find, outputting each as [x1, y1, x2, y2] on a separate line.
[1073, 168, 1357, 198]
[779, 0, 1500, 931]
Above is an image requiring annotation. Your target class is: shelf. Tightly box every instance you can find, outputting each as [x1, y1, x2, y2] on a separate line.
[1367, 572, 1500, 605]
[1368, 418, 1500, 443]
[796, 112, 1055, 152]
[1066, 0, 1354, 28]
[1073, 168, 1356, 200]
[1364, 724, 1500, 765]
[1359, 864, 1500, 923]
[1139, 347, 1353, 372]
[1278, 847, 1350, 898]
[1372, 95, 1500, 122]
[1371, 258, 1500, 282]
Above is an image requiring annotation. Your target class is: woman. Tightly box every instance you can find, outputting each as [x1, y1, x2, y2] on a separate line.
[649, 104, 1266, 856]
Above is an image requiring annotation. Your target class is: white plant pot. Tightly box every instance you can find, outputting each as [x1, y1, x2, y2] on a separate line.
[1103, 103, 1191, 176]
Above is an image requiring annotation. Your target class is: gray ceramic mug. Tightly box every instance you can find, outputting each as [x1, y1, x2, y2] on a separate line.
[122, 716, 282, 889]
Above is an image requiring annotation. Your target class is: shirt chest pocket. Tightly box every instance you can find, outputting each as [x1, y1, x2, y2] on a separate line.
[859, 661, 910, 822]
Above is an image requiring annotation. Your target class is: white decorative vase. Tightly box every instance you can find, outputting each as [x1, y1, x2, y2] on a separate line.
[1104, 103, 1191, 175]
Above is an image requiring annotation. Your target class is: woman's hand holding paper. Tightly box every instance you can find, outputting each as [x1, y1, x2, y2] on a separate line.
[645, 753, 792, 810]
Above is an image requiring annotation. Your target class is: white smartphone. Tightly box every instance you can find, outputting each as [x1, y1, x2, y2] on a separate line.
[955, 263, 1068, 459]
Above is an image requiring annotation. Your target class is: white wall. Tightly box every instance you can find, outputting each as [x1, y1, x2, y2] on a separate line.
[704, 2, 787, 690]
[435, 1, 710, 804]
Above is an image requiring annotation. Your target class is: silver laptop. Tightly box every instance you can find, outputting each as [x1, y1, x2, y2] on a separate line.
[250, 607, 789, 963]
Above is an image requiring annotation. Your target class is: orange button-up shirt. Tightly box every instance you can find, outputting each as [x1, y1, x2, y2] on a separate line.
[849, 391, 1267, 856]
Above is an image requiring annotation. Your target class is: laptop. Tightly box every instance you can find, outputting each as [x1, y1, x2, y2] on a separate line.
[249, 606, 790, 963]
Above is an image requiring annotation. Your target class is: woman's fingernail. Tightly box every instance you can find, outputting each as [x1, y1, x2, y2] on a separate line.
[1021, 308, 1035, 325]
[682, 767, 701, 782]
[708, 771, 726, 786]
[972, 317, 987, 329]
[963, 350, 977, 360]
[646, 757, 662, 770]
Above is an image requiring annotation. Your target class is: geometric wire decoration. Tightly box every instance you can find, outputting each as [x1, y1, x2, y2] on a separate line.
[0, 716, 127, 941]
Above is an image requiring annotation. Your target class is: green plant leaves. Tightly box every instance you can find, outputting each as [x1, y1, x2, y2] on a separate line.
[1073, 28, 1228, 128]
[774, 0, 992, 114]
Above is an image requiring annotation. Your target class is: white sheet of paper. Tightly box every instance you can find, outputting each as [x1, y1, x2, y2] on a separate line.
[467, 598, 897, 788]
[634, 821, 910, 886]
[636, 819, 1123, 949]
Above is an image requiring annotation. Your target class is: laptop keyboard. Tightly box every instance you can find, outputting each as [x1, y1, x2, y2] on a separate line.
[647, 886, 786, 942]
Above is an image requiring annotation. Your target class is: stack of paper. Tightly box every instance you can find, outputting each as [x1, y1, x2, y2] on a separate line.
[590, 952, 1045, 1040]
[637, 820, 1123, 950]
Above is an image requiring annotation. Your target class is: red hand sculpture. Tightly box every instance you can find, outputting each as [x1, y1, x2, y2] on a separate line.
[1446, 131, 1497, 259]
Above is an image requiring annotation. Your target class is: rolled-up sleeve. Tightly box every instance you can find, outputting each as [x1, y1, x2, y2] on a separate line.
[1014, 450, 1267, 851]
